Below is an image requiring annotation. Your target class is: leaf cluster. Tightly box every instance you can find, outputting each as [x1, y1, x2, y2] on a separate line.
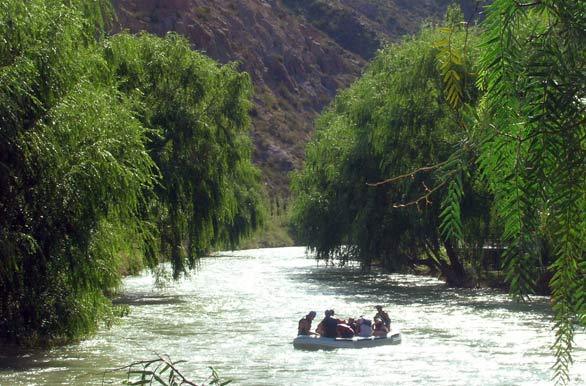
[474, 1, 585, 383]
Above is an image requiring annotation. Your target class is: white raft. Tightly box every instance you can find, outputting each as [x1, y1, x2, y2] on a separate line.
[293, 331, 401, 350]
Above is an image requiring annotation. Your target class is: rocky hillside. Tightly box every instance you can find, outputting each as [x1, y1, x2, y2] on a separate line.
[112, 0, 478, 195]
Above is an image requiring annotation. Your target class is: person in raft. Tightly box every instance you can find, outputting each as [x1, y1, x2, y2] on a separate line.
[347, 317, 359, 335]
[373, 317, 389, 337]
[356, 316, 373, 337]
[298, 311, 317, 336]
[374, 305, 391, 330]
[316, 309, 338, 338]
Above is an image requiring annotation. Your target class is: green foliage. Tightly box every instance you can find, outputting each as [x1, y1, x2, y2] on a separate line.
[104, 33, 265, 277]
[0, 0, 153, 345]
[427, 1, 585, 383]
[439, 169, 465, 241]
[295, 2, 584, 380]
[292, 22, 490, 280]
[473, 1, 586, 383]
[434, 13, 468, 111]
[0, 1, 264, 344]
[239, 198, 294, 249]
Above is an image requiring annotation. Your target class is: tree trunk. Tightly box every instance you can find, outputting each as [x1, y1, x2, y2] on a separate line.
[442, 239, 467, 287]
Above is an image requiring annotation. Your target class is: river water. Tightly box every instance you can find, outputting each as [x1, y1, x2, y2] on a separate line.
[0, 247, 584, 385]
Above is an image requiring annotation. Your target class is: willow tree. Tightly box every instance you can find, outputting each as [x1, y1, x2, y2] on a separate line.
[104, 33, 265, 277]
[0, 0, 156, 344]
[291, 20, 496, 284]
[0, 1, 264, 345]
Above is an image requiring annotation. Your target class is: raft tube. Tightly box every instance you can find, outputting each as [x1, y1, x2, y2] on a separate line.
[293, 331, 401, 350]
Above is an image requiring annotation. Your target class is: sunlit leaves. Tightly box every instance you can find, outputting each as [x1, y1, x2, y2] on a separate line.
[439, 170, 464, 241]
[0, 0, 263, 344]
[105, 33, 264, 277]
[292, 22, 486, 277]
[476, 0, 585, 383]
[0, 0, 132, 344]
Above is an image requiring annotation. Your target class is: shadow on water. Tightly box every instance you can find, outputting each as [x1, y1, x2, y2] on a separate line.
[287, 264, 551, 316]
[0, 346, 59, 372]
[0, 295, 183, 373]
[0, 350, 115, 384]
[113, 294, 185, 306]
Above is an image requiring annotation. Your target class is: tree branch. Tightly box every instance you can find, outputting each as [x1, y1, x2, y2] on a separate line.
[515, 1, 541, 8]
[490, 123, 524, 142]
[392, 175, 454, 209]
[104, 353, 199, 386]
[366, 159, 450, 187]
[392, 182, 445, 208]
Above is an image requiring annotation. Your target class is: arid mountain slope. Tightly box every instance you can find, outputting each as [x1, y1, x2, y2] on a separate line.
[113, 0, 475, 195]
[283, 0, 480, 59]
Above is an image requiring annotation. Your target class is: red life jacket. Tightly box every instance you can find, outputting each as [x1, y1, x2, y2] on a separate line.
[336, 323, 355, 338]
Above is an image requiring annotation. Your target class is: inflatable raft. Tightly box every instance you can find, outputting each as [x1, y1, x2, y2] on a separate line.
[293, 331, 401, 350]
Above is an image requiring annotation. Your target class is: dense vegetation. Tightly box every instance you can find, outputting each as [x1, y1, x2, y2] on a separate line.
[104, 32, 264, 276]
[292, 2, 584, 383]
[292, 11, 489, 285]
[0, 0, 263, 345]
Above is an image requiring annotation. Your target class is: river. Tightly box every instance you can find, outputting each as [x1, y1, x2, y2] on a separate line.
[0, 247, 584, 385]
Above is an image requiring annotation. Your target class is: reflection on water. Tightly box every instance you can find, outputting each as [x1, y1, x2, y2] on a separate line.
[0, 247, 584, 385]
